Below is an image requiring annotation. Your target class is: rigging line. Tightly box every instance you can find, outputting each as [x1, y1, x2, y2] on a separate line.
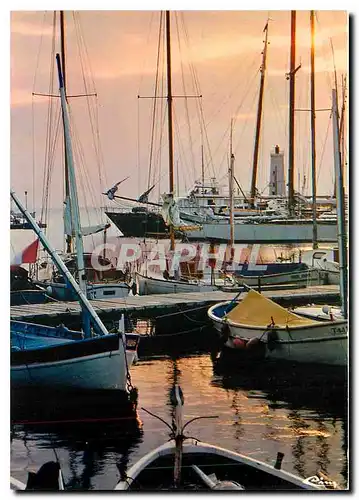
[138, 11, 156, 92]
[137, 91, 141, 198]
[212, 66, 260, 166]
[31, 97, 36, 215]
[69, 106, 100, 223]
[147, 11, 163, 192]
[41, 11, 57, 227]
[73, 12, 103, 209]
[136, 12, 155, 198]
[266, 83, 286, 139]
[317, 113, 332, 187]
[175, 13, 196, 183]
[214, 69, 260, 178]
[75, 13, 105, 199]
[152, 34, 166, 196]
[147, 14, 163, 194]
[75, 12, 107, 193]
[155, 99, 167, 201]
[173, 110, 191, 187]
[75, 11, 108, 197]
[43, 108, 62, 225]
[71, 17, 104, 222]
[32, 11, 48, 93]
[32, 12, 47, 213]
[315, 12, 339, 94]
[180, 13, 215, 179]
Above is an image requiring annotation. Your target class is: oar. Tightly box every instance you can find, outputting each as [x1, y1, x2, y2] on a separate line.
[191, 465, 217, 488]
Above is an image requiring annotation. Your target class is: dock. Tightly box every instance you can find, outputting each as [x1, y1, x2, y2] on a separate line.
[10, 285, 340, 324]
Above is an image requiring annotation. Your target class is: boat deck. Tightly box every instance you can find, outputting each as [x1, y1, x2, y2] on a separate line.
[10, 285, 340, 323]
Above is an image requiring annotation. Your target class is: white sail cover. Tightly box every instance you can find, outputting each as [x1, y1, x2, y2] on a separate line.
[64, 198, 109, 237]
[161, 193, 201, 231]
[161, 193, 182, 227]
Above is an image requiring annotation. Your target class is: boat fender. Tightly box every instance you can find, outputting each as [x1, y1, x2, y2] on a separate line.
[246, 337, 261, 349]
[232, 338, 247, 349]
[131, 281, 137, 296]
[245, 337, 266, 356]
[266, 329, 278, 351]
[220, 322, 230, 342]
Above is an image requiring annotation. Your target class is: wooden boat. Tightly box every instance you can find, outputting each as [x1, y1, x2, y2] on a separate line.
[235, 264, 327, 288]
[136, 272, 219, 295]
[115, 385, 337, 491]
[10, 264, 50, 306]
[10, 55, 140, 394]
[29, 12, 130, 302]
[11, 320, 139, 391]
[208, 289, 347, 366]
[45, 253, 130, 301]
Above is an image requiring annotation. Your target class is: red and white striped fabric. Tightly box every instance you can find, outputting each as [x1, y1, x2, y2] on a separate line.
[11, 239, 39, 265]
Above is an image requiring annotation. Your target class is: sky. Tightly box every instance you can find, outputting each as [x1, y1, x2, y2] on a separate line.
[10, 9, 348, 212]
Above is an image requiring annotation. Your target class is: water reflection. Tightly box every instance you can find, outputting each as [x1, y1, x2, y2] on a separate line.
[210, 357, 347, 488]
[11, 388, 143, 490]
[11, 354, 348, 490]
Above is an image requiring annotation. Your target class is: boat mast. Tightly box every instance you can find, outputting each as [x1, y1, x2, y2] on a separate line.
[332, 88, 348, 320]
[56, 53, 90, 332]
[229, 119, 235, 250]
[201, 144, 205, 195]
[339, 75, 347, 177]
[165, 10, 175, 251]
[310, 10, 318, 249]
[287, 11, 300, 216]
[10, 189, 109, 336]
[250, 21, 269, 208]
[60, 11, 72, 254]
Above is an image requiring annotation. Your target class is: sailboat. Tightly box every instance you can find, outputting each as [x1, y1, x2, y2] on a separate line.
[10, 54, 140, 392]
[30, 11, 130, 302]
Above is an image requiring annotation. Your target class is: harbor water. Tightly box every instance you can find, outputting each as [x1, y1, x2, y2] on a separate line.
[11, 353, 347, 490]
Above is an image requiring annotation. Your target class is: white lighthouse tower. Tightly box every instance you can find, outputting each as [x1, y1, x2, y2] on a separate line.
[269, 145, 286, 196]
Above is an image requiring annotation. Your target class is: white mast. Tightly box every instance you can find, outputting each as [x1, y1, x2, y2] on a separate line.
[56, 53, 87, 297]
[229, 119, 235, 250]
[332, 88, 348, 319]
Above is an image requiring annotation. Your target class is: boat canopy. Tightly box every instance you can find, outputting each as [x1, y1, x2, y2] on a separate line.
[226, 289, 319, 328]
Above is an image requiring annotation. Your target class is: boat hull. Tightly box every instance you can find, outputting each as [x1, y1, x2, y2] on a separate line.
[236, 268, 327, 287]
[137, 273, 218, 295]
[11, 323, 139, 391]
[183, 220, 338, 243]
[208, 302, 348, 366]
[105, 210, 182, 239]
[115, 440, 325, 490]
[46, 281, 129, 301]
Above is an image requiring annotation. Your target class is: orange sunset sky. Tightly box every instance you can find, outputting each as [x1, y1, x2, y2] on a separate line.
[10, 10, 348, 211]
